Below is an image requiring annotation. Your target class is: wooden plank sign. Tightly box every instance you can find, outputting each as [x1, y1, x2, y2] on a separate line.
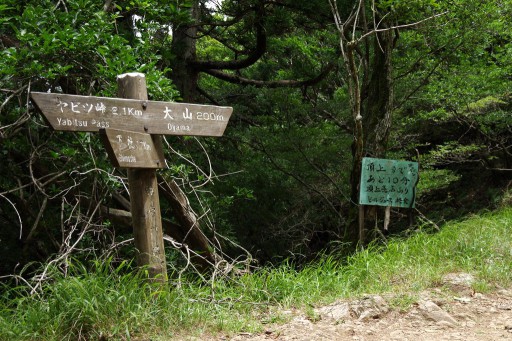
[30, 92, 233, 137]
[100, 129, 165, 168]
[359, 157, 419, 208]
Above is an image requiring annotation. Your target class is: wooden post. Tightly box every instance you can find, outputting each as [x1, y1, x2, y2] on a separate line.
[117, 73, 167, 281]
[358, 205, 365, 247]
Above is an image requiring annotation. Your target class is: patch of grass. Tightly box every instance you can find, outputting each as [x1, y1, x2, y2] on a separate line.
[387, 293, 418, 312]
[1, 208, 511, 340]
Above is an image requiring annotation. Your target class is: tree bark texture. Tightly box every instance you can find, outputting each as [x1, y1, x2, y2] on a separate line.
[363, 27, 394, 158]
[359, 24, 395, 241]
[341, 15, 394, 245]
[170, 2, 200, 102]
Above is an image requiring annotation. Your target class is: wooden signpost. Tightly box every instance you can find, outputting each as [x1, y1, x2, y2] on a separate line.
[31, 73, 233, 281]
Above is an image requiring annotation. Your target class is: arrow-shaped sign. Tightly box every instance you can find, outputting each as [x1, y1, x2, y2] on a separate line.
[100, 128, 165, 169]
[30, 92, 233, 137]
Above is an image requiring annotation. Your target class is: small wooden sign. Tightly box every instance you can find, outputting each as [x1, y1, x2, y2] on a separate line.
[359, 157, 419, 208]
[30, 92, 233, 137]
[100, 129, 165, 168]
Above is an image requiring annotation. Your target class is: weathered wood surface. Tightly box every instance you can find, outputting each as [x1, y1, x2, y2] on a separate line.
[118, 73, 167, 282]
[30, 92, 232, 136]
[100, 128, 165, 168]
[101, 203, 216, 271]
[158, 176, 216, 270]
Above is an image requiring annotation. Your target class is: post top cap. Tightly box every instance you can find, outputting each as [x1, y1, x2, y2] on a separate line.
[117, 72, 146, 79]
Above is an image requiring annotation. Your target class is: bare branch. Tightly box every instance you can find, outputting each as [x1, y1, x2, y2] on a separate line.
[357, 11, 448, 43]
[203, 63, 335, 88]
[191, 1, 266, 71]
[25, 197, 48, 244]
[0, 193, 23, 239]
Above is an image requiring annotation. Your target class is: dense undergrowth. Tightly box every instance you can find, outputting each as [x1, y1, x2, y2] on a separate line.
[1, 207, 511, 340]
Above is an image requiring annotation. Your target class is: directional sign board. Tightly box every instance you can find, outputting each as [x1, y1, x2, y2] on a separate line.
[100, 129, 165, 169]
[30, 92, 233, 137]
[359, 157, 419, 208]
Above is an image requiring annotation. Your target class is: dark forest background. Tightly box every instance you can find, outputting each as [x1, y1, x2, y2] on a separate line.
[1, 0, 511, 276]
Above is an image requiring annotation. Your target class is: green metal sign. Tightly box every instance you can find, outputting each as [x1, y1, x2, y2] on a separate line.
[359, 157, 419, 208]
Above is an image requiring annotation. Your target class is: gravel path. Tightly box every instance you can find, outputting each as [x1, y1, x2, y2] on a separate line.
[230, 274, 512, 341]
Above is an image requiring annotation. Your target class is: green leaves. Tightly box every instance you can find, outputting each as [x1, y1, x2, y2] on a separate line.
[0, 0, 181, 98]
[377, 0, 441, 21]
[0, 4, 13, 26]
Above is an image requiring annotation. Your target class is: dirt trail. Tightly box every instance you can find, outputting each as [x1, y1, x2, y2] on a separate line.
[229, 274, 512, 341]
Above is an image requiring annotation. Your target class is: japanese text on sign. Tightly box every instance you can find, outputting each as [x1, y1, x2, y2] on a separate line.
[100, 128, 165, 169]
[359, 157, 419, 208]
[30, 92, 233, 137]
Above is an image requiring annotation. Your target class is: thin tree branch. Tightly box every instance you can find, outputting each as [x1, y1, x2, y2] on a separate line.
[0, 193, 23, 238]
[357, 11, 448, 43]
[203, 63, 335, 88]
[191, 2, 267, 71]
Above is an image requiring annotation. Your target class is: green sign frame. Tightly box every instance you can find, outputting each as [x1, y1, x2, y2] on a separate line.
[359, 157, 419, 208]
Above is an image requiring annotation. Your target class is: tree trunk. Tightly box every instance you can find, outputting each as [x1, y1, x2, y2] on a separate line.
[170, 1, 200, 102]
[359, 25, 395, 241]
[345, 42, 366, 245]
[345, 22, 394, 245]
[364, 27, 394, 158]
[164, 1, 222, 271]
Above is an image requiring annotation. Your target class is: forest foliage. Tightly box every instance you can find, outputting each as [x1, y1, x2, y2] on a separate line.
[0, 0, 511, 277]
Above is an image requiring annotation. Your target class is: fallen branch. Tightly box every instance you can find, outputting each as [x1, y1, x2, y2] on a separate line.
[100, 202, 216, 271]
[158, 176, 217, 269]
